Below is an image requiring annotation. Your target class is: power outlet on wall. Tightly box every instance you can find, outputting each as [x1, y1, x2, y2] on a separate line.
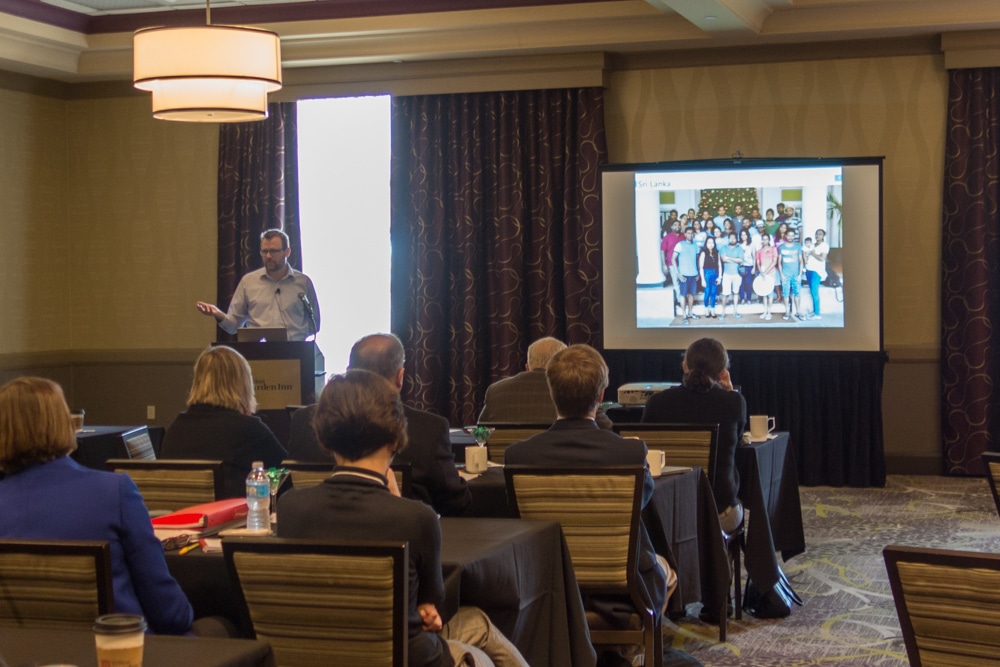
[147, 405, 156, 420]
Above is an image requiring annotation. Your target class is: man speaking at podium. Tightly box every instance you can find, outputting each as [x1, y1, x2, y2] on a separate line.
[196, 229, 320, 342]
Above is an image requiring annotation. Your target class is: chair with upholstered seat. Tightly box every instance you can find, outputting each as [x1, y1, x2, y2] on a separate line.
[982, 452, 1000, 519]
[613, 422, 741, 641]
[105, 459, 223, 513]
[0, 539, 113, 630]
[224, 537, 408, 667]
[504, 465, 662, 667]
[281, 460, 412, 498]
[884, 544, 1000, 667]
[613, 423, 719, 471]
[477, 423, 550, 464]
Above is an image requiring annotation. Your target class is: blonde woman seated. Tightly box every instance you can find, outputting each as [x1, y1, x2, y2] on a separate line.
[0, 377, 193, 634]
[160, 346, 286, 499]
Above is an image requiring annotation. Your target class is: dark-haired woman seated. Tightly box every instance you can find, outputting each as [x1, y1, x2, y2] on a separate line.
[0, 377, 193, 635]
[641, 337, 747, 534]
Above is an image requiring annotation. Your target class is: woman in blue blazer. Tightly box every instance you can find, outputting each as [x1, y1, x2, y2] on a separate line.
[0, 377, 193, 635]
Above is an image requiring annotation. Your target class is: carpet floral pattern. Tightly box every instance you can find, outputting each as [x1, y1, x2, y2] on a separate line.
[670, 475, 1000, 666]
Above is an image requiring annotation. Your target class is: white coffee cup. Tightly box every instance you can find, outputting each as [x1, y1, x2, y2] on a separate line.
[646, 449, 666, 476]
[465, 445, 488, 474]
[94, 614, 146, 667]
[749, 415, 776, 440]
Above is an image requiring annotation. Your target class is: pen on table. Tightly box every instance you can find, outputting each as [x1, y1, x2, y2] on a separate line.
[178, 543, 200, 555]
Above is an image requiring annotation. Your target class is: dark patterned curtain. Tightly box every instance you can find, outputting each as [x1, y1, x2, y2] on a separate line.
[216, 102, 301, 341]
[942, 69, 1000, 475]
[390, 88, 607, 426]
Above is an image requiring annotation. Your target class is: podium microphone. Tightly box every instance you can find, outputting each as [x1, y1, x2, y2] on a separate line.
[298, 292, 313, 314]
[298, 292, 317, 335]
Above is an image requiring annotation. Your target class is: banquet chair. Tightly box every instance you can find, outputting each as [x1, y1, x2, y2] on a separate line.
[478, 423, 550, 464]
[120, 426, 156, 460]
[613, 423, 720, 471]
[224, 537, 408, 667]
[883, 545, 1000, 667]
[504, 465, 662, 667]
[613, 422, 741, 641]
[982, 452, 1000, 519]
[106, 459, 224, 513]
[0, 539, 113, 630]
[281, 460, 413, 498]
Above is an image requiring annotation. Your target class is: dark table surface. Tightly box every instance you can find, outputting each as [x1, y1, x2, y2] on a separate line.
[73, 425, 142, 470]
[462, 433, 806, 612]
[736, 432, 806, 591]
[465, 464, 729, 616]
[0, 627, 276, 667]
[643, 467, 729, 616]
[167, 517, 595, 667]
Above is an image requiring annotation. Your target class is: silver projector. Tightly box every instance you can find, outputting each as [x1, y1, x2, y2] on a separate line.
[617, 382, 680, 406]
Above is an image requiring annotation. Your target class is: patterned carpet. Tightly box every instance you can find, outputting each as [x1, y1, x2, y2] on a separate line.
[667, 475, 1000, 666]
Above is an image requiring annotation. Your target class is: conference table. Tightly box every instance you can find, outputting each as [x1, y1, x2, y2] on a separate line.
[462, 431, 805, 618]
[167, 517, 596, 667]
[465, 465, 730, 617]
[0, 627, 276, 667]
[72, 425, 143, 469]
[736, 432, 805, 599]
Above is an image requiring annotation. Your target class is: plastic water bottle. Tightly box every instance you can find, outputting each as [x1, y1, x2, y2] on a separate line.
[245, 461, 270, 532]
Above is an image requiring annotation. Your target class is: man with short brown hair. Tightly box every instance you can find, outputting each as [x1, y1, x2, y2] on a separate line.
[504, 344, 675, 665]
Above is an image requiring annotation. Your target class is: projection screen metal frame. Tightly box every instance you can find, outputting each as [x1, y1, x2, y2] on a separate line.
[601, 156, 884, 352]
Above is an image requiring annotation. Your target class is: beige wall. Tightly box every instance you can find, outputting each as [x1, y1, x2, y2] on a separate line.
[605, 54, 946, 352]
[605, 54, 946, 468]
[1, 87, 70, 353]
[0, 54, 946, 464]
[65, 96, 219, 350]
[0, 87, 218, 424]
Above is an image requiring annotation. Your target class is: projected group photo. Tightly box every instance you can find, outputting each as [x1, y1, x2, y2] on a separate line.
[634, 170, 845, 330]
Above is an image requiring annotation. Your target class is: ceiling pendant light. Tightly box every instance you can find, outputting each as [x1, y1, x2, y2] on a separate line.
[133, 0, 282, 122]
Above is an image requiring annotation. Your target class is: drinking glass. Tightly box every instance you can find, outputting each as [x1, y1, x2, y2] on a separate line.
[267, 467, 290, 526]
[463, 425, 495, 447]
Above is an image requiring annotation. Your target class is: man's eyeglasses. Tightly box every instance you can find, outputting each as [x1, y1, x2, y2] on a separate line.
[260, 249, 286, 256]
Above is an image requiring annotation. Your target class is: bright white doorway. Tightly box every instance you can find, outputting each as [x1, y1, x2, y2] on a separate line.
[297, 96, 392, 377]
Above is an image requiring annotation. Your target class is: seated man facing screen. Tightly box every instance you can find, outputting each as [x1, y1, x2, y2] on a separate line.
[278, 370, 527, 667]
[503, 344, 676, 666]
[479, 337, 613, 429]
[286, 333, 470, 517]
[478, 337, 566, 423]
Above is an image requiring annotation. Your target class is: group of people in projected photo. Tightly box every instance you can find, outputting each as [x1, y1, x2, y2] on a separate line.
[655, 200, 842, 326]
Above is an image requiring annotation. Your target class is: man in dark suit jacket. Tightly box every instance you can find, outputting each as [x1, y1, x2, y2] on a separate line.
[286, 335, 471, 517]
[504, 344, 675, 634]
[479, 337, 614, 429]
[478, 337, 566, 423]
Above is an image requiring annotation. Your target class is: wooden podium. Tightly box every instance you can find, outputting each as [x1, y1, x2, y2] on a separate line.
[219, 341, 324, 443]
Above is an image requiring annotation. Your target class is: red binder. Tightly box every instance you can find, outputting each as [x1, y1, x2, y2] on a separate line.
[151, 498, 248, 530]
